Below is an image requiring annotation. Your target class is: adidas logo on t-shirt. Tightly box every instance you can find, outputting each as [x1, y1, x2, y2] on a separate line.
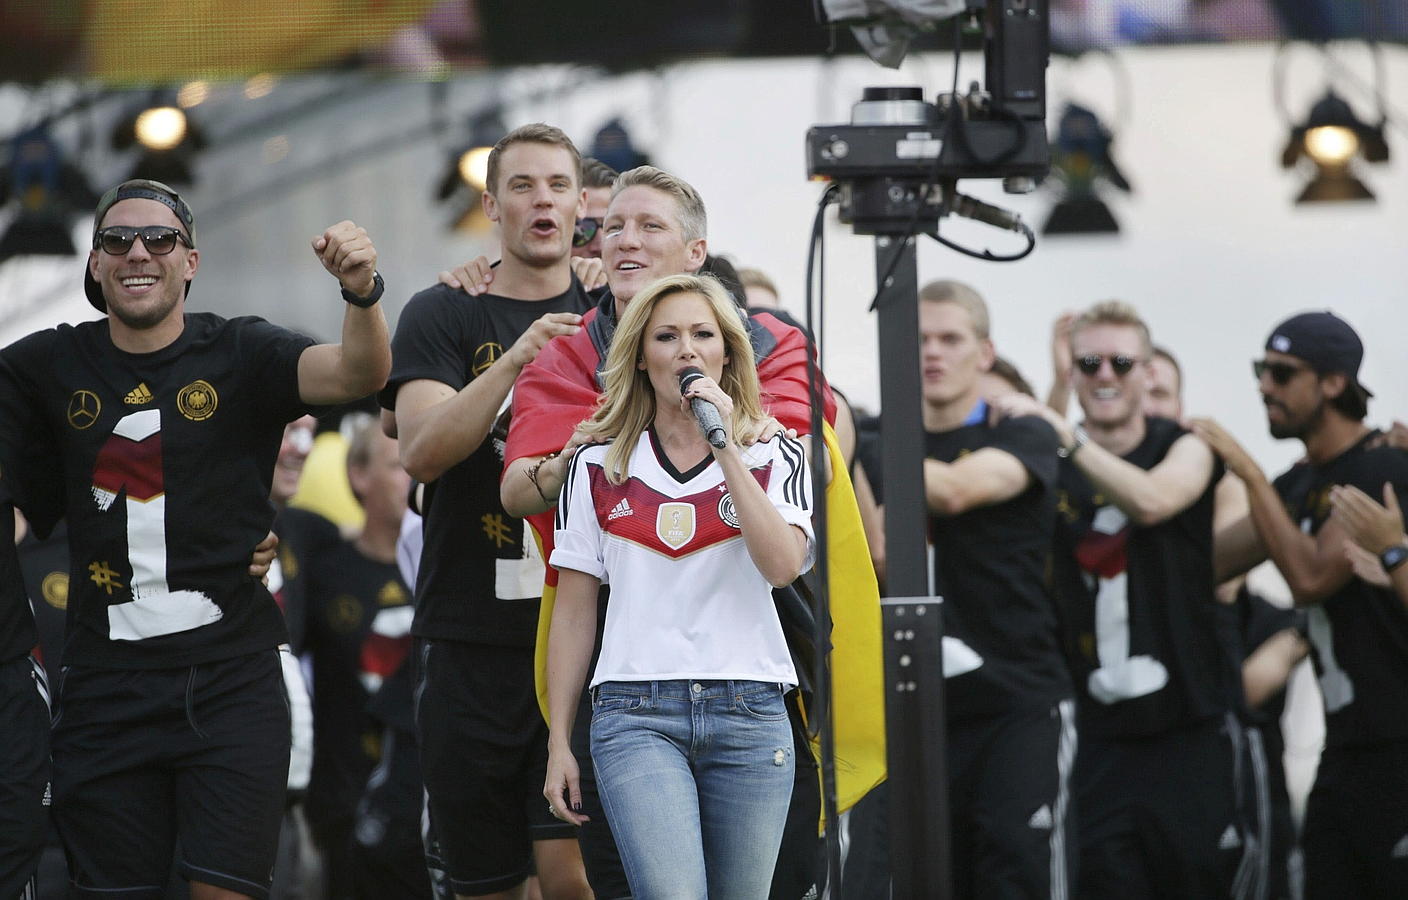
[607, 498, 634, 521]
[1027, 805, 1053, 830]
[124, 382, 154, 405]
[1218, 825, 1241, 851]
[1392, 834, 1408, 859]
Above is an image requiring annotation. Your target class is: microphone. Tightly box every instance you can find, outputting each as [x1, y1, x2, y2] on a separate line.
[678, 366, 728, 449]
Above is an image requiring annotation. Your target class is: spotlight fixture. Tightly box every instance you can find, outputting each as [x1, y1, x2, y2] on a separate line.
[1042, 103, 1132, 235]
[0, 125, 98, 263]
[435, 111, 505, 233]
[1281, 90, 1389, 203]
[112, 94, 207, 186]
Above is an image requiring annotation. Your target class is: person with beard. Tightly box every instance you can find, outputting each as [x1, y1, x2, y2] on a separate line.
[0, 178, 390, 900]
[1192, 311, 1408, 899]
[378, 124, 595, 900]
[995, 301, 1247, 899]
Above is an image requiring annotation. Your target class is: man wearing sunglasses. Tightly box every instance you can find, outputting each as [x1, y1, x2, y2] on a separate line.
[995, 300, 1247, 899]
[571, 157, 617, 260]
[0, 178, 391, 900]
[1192, 311, 1408, 900]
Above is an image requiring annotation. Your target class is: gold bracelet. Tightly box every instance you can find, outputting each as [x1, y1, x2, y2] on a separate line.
[526, 451, 561, 505]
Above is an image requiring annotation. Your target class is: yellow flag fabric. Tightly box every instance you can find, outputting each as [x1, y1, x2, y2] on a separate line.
[534, 423, 887, 814]
[85, 1, 436, 82]
[290, 432, 365, 530]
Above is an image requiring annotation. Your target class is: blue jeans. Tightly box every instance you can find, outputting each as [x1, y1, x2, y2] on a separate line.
[590, 680, 796, 900]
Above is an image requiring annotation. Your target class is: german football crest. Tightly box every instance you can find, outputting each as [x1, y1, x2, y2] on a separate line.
[657, 502, 696, 549]
[717, 493, 740, 529]
[177, 380, 218, 421]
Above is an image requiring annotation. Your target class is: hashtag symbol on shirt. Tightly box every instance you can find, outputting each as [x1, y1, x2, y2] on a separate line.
[88, 561, 124, 595]
[481, 513, 515, 549]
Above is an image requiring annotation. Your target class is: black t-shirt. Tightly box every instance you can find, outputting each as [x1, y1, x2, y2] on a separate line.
[378, 279, 594, 647]
[0, 493, 34, 665]
[272, 506, 343, 655]
[0, 355, 65, 665]
[1053, 417, 1233, 739]
[1, 313, 314, 668]
[926, 413, 1072, 720]
[303, 538, 413, 830]
[1272, 430, 1408, 750]
[17, 520, 70, 681]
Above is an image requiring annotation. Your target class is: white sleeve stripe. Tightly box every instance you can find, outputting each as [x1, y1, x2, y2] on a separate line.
[555, 452, 580, 531]
[778, 435, 809, 511]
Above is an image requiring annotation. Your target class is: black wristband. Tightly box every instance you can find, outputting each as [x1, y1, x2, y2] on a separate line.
[1380, 543, 1408, 573]
[341, 271, 384, 308]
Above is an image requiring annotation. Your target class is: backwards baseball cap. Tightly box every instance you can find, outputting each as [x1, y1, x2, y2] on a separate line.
[1265, 310, 1373, 400]
[84, 179, 197, 312]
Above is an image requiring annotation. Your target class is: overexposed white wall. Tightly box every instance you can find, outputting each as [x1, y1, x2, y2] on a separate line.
[172, 42, 1408, 480]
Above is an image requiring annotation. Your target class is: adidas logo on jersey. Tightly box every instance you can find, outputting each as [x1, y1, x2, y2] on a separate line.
[1218, 825, 1242, 851]
[1392, 834, 1408, 859]
[1027, 805, 1053, 830]
[124, 382, 154, 405]
[607, 498, 634, 521]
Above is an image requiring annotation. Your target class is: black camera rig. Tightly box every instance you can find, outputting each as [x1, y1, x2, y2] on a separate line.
[806, 0, 1050, 235]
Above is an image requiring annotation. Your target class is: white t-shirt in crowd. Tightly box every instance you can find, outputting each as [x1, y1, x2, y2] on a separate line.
[552, 429, 814, 688]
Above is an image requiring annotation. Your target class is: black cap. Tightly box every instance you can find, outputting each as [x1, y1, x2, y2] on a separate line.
[1265, 310, 1373, 400]
[84, 179, 197, 312]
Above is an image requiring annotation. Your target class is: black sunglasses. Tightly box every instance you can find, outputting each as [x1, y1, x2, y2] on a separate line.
[1076, 353, 1139, 376]
[1253, 359, 1310, 386]
[94, 225, 193, 256]
[572, 217, 603, 248]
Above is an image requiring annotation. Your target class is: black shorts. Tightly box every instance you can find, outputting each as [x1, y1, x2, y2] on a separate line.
[351, 728, 443, 900]
[1076, 715, 1244, 900]
[51, 649, 290, 900]
[948, 700, 1078, 900]
[414, 640, 574, 896]
[1301, 741, 1408, 900]
[0, 655, 50, 900]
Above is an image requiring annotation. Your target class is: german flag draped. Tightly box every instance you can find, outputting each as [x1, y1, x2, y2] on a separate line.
[507, 303, 886, 812]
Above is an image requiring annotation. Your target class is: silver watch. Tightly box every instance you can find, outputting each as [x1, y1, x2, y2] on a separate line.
[1057, 425, 1089, 459]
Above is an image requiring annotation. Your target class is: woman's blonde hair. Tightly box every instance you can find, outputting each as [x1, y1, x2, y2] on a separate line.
[579, 273, 766, 483]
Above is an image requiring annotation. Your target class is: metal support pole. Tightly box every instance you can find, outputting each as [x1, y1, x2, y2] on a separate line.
[872, 234, 951, 899]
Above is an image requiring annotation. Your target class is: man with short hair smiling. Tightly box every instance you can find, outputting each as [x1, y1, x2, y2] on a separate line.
[1193, 311, 1408, 899]
[0, 178, 391, 900]
[997, 300, 1245, 899]
[378, 123, 594, 900]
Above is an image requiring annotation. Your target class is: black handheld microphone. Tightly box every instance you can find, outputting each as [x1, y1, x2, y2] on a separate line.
[678, 366, 728, 449]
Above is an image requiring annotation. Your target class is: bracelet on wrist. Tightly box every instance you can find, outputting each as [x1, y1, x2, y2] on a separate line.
[1057, 425, 1089, 459]
[526, 451, 561, 505]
